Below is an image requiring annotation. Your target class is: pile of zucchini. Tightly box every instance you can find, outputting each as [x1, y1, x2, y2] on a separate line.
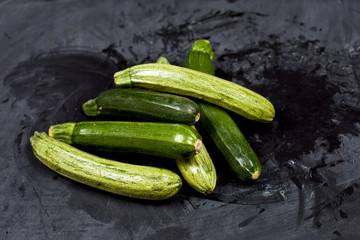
[30, 40, 275, 200]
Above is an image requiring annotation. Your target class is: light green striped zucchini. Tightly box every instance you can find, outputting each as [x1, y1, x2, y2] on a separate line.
[114, 62, 275, 123]
[30, 132, 182, 200]
[186, 39, 261, 181]
[157, 56, 216, 194]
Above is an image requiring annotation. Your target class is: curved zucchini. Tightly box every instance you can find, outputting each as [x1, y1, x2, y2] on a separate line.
[49, 121, 202, 160]
[185, 40, 261, 181]
[114, 63, 275, 123]
[30, 132, 182, 200]
[157, 56, 216, 194]
[82, 88, 200, 125]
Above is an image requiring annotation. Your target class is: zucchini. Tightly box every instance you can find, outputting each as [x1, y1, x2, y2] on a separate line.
[157, 56, 216, 194]
[82, 88, 200, 125]
[48, 121, 202, 160]
[114, 63, 275, 123]
[30, 132, 182, 200]
[185, 40, 261, 181]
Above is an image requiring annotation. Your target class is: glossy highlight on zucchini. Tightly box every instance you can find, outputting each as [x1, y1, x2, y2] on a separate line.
[82, 88, 200, 125]
[114, 63, 275, 123]
[49, 121, 202, 160]
[185, 39, 261, 181]
[30, 132, 182, 200]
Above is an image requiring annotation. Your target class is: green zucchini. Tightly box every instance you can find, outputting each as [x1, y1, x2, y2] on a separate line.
[48, 121, 202, 160]
[185, 40, 261, 181]
[114, 63, 275, 123]
[82, 88, 200, 125]
[157, 56, 216, 194]
[30, 132, 182, 200]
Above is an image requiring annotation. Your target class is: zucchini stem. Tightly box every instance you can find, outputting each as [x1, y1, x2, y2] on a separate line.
[48, 122, 75, 145]
[82, 99, 100, 116]
[114, 69, 132, 87]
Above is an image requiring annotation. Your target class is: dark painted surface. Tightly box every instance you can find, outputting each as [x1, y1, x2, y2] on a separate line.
[1, 0, 360, 239]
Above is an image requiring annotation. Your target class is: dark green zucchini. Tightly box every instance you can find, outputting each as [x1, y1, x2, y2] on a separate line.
[82, 88, 200, 125]
[49, 121, 202, 160]
[30, 132, 182, 200]
[185, 40, 261, 181]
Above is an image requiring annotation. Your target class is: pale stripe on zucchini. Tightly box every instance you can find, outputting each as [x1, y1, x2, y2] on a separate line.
[30, 132, 182, 200]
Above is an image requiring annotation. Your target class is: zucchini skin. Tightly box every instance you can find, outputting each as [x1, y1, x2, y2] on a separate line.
[49, 121, 202, 160]
[185, 40, 261, 181]
[157, 56, 216, 194]
[30, 132, 182, 200]
[114, 63, 275, 123]
[199, 103, 261, 180]
[82, 88, 200, 126]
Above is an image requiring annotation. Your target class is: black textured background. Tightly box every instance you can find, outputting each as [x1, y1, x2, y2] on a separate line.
[1, 1, 360, 239]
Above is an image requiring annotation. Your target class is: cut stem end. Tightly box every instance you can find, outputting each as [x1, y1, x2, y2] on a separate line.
[195, 139, 203, 154]
[195, 112, 200, 123]
[251, 170, 260, 180]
